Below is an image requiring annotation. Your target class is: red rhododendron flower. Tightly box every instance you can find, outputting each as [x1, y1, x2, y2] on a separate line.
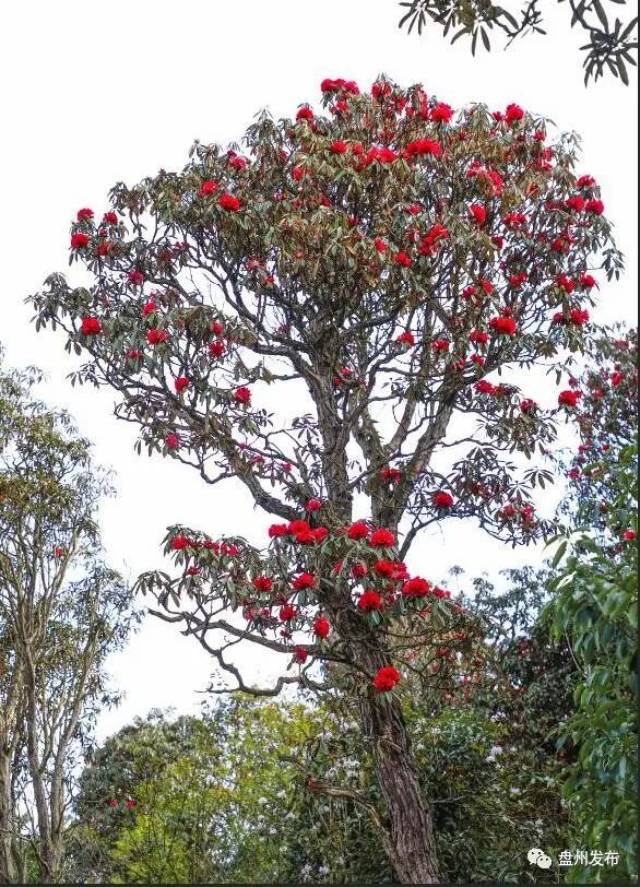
[71, 232, 90, 249]
[219, 193, 241, 212]
[296, 106, 314, 121]
[128, 270, 144, 286]
[142, 300, 157, 317]
[469, 329, 489, 345]
[475, 380, 497, 395]
[253, 576, 273, 592]
[402, 577, 431, 598]
[76, 207, 94, 221]
[330, 139, 348, 154]
[54, 546, 65, 558]
[174, 376, 189, 394]
[489, 316, 517, 336]
[373, 665, 401, 692]
[305, 498, 322, 511]
[404, 138, 441, 158]
[380, 467, 402, 484]
[374, 237, 387, 253]
[505, 103, 525, 124]
[358, 590, 383, 612]
[351, 562, 367, 579]
[576, 174, 596, 188]
[288, 519, 310, 535]
[520, 398, 537, 414]
[569, 308, 590, 325]
[432, 338, 450, 353]
[103, 211, 118, 225]
[611, 371, 623, 387]
[293, 645, 308, 663]
[268, 523, 289, 538]
[293, 572, 316, 591]
[393, 251, 412, 267]
[432, 491, 454, 508]
[199, 180, 218, 197]
[558, 389, 582, 407]
[280, 604, 297, 622]
[585, 198, 604, 215]
[209, 340, 225, 359]
[313, 616, 331, 638]
[431, 102, 454, 123]
[579, 273, 597, 290]
[169, 534, 190, 550]
[370, 528, 396, 547]
[396, 330, 415, 347]
[469, 204, 487, 225]
[147, 329, 169, 346]
[234, 386, 251, 405]
[165, 432, 180, 450]
[566, 195, 586, 213]
[347, 521, 369, 540]
[80, 316, 102, 336]
[622, 529, 637, 541]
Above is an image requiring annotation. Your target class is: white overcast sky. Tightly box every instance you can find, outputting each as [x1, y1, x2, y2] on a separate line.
[1, 0, 637, 740]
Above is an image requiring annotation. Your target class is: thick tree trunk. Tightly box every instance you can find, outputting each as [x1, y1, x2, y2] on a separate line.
[362, 691, 440, 884]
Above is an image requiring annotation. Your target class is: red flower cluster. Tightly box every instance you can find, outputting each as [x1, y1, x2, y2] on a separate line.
[373, 665, 401, 692]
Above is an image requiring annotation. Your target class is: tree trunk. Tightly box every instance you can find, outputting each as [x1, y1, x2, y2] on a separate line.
[362, 691, 440, 884]
[0, 749, 16, 884]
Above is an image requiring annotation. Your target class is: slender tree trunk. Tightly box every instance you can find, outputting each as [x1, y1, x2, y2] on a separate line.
[361, 687, 440, 884]
[0, 749, 16, 884]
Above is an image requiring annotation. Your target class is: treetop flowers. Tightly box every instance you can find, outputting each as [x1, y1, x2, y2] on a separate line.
[296, 105, 314, 121]
[292, 572, 316, 590]
[320, 78, 359, 95]
[469, 204, 487, 226]
[402, 577, 431, 598]
[76, 207, 94, 221]
[358, 590, 384, 612]
[489, 315, 517, 336]
[80, 316, 102, 336]
[280, 604, 297, 622]
[234, 386, 251, 405]
[347, 521, 370, 541]
[369, 528, 396, 547]
[165, 432, 180, 450]
[393, 251, 413, 267]
[373, 665, 401, 692]
[174, 376, 190, 394]
[404, 138, 442, 158]
[432, 491, 454, 508]
[313, 616, 331, 638]
[431, 102, 454, 123]
[395, 330, 415, 347]
[622, 529, 637, 542]
[147, 328, 169, 346]
[558, 389, 582, 408]
[71, 232, 90, 249]
[252, 576, 273, 592]
[305, 498, 322, 511]
[199, 179, 219, 197]
[219, 193, 241, 212]
[504, 103, 525, 124]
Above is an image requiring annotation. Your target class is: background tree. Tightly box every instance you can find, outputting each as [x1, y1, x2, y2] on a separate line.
[546, 329, 638, 883]
[0, 347, 138, 883]
[30, 76, 622, 883]
[397, 0, 638, 86]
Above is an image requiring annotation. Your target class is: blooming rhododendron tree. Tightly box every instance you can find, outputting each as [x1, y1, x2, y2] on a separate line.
[30, 77, 622, 883]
